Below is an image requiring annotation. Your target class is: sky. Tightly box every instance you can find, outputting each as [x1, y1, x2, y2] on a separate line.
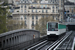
[68, 0, 75, 3]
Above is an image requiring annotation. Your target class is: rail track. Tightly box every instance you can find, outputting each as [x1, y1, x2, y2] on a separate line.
[54, 31, 75, 50]
[46, 31, 73, 50]
[27, 31, 73, 50]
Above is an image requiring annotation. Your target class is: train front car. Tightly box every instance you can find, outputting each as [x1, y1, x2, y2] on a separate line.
[47, 22, 66, 41]
[47, 22, 58, 40]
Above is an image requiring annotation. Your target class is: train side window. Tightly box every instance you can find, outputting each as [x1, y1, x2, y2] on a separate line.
[48, 23, 51, 28]
[0, 42, 2, 47]
[56, 23, 58, 28]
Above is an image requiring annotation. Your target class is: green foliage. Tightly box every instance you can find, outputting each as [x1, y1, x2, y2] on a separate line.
[35, 16, 58, 36]
[0, 5, 8, 34]
[7, 19, 26, 31]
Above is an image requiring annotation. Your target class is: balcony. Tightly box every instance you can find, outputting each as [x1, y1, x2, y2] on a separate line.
[12, 12, 59, 15]
[29, 7, 50, 9]
[12, 12, 29, 14]
[13, 7, 20, 9]
[30, 12, 59, 15]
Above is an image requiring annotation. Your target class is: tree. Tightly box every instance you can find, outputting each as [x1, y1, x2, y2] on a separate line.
[74, 9, 75, 13]
[7, 19, 27, 31]
[0, 5, 8, 33]
[35, 16, 58, 36]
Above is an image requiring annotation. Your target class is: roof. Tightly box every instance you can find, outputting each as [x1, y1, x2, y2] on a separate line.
[70, 16, 75, 18]
[64, 1, 75, 5]
[47, 21, 58, 23]
[19, 0, 31, 4]
[64, 22, 75, 25]
[19, 0, 58, 4]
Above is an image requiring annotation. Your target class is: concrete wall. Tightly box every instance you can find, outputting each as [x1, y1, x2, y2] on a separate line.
[0, 29, 40, 50]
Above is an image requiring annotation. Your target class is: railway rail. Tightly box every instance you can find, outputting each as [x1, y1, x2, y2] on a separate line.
[27, 31, 74, 50]
[46, 31, 73, 50]
[27, 40, 48, 50]
[54, 31, 75, 50]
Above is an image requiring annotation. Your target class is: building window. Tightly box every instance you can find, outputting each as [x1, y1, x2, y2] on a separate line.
[45, 5, 47, 8]
[36, 10, 37, 13]
[41, 5, 43, 8]
[56, 6, 58, 9]
[46, 15, 48, 17]
[53, 16, 54, 19]
[53, 6, 54, 9]
[42, 15, 44, 18]
[46, 10, 47, 13]
[21, 9, 23, 12]
[32, 21, 34, 26]
[16, 2, 19, 5]
[21, 5, 23, 8]
[32, 21, 34, 24]
[61, 1, 63, 6]
[53, 10, 54, 13]
[72, 9, 73, 13]
[36, 21, 38, 24]
[32, 10, 33, 12]
[36, 15, 38, 19]
[21, 1, 23, 3]
[32, 15, 34, 19]
[35, 5, 37, 8]
[25, 5, 26, 8]
[17, 11, 19, 12]
[52, 6, 54, 13]
[25, 15, 26, 19]
[31, 5, 33, 8]
[42, 10, 44, 13]
[25, 21, 26, 25]
[25, 10, 26, 12]
[56, 10, 58, 12]
[53, 1, 54, 3]
[21, 18, 23, 20]
[32, 27, 34, 29]
[61, 17, 62, 21]
[25, 1, 26, 3]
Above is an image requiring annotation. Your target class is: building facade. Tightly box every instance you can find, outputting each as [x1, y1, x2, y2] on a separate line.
[12, 0, 64, 29]
[64, 1, 75, 22]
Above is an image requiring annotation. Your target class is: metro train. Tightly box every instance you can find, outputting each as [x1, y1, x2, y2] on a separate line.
[47, 22, 66, 40]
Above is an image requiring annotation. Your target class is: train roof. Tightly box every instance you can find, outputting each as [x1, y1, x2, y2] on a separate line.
[47, 21, 58, 23]
[47, 22, 66, 25]
[58, 22, 66, 25]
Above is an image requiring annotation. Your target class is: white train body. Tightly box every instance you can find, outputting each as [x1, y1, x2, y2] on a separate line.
[47, 22, 66, 40]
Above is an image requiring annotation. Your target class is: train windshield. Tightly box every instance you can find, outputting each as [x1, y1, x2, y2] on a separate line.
[48, 23, 58, 31]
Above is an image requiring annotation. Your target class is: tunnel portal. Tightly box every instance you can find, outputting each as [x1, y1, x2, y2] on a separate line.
[67, 25, 75, 31]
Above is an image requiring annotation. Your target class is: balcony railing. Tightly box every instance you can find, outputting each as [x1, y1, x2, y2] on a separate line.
[12, 12, 59, 15]
[29, 7, 50, 9]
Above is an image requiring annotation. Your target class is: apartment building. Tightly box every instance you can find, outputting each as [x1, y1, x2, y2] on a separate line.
[64, 1, 75, 18]
[12, 0, 64, 29]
